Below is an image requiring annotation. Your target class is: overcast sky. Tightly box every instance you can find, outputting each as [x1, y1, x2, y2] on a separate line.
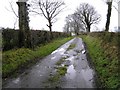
[0, 0, 118, 32]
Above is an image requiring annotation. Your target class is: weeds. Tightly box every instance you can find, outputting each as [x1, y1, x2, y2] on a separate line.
[48, 66, 67, 82]
[2, 37, 72, 78]
[67, 44, 76, 50]
[49, 56, 67, 83]
[56, 57, 66, 66]
[80, 34, 119, 88]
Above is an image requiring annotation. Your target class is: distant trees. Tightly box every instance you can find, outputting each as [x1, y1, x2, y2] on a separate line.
[64, 3, 101, 34]
[31, 0, 65, 38]
[63, 15, 73, 33]
[76, 3, 101, 32]
[64, 14, 84, 35]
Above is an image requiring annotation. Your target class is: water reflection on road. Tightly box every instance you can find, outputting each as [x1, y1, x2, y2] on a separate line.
[65, 65, 76, 80]
[3, 37, 96, 88]
[59, 38, 96, 88]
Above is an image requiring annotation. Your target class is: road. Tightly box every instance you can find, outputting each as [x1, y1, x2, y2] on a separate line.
[3, 37, 96, 88]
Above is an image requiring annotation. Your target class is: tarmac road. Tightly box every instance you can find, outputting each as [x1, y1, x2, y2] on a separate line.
[3, 37, 96, 88]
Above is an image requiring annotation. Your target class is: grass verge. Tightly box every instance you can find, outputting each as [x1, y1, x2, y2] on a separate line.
[80, 34, 119, 88]
[2, 37, 73, 78]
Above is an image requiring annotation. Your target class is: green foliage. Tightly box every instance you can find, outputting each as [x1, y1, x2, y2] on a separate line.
[2, 48, 33, 78]
[48, 74, 60, 82]
[48, 66, 67, 82]
[57, 66, 67, 76]
[49, 56, 67, 82]
[80, 33, 119, 88]
[56, 58, 65, 66]
[2, 29, 19, 51]
[67, 44, 76, 50]
[2, 29, 71, 51]
[2, 37, 72, 78]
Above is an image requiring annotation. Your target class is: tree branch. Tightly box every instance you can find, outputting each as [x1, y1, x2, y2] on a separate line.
[9, 2, 18, 18]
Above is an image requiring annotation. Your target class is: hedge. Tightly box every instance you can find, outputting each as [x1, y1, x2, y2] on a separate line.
[2, 29, 71, 51]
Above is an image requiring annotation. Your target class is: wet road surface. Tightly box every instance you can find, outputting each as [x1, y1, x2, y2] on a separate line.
[3, 37, 96, 88]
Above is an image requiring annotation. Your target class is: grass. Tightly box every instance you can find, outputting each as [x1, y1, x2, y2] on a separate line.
[2, 37, 73, 78]
[48, 66, 67, 82]
[49, 57, 67, 82]
[0, 51, 2, 73]
[56, 57, 66, 66]
[67, 44, 76, 50]
[57, 66, 67, 76]
[80, 34, 119, 88]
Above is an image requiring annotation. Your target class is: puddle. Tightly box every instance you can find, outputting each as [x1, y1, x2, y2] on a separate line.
[75, 56, 79, 60]
[57, 48, 65, 55]
[51, 56, 56, 60]
[64, 60, 71, 66]
[82, 50, 86, 54]
[51, 48, 65, 55]
[82, 44, 84, 48]
[51, 50, 59, 54]
[62, 54, 69, 58]
[40, 74, 43, 77]
[65, 56, 74, 64]
[60, 52, 64, 55]
[68, 56, 74, 61]
[61, 64, 65, 67]
[36, 65, 40, 67]
[81, 68, 94, 82]
[12, 77, 20, 84]
[65, 65, 76, 79]
[59, 48, 65, 52]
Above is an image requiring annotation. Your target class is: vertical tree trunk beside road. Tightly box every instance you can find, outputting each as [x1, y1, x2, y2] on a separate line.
[105, 1, 113, 32]
[17, 1, 31, 48]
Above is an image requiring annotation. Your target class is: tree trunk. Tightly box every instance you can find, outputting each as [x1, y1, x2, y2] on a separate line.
[86, 24, 90, 32]
[18, 29, 25, 48]
[105, 1, 112, 32]
[17, 1, 31, 48]
[88, 26, 90, 32]
[76, 24, 79, 35]
[48, 19, 53, 39]
[49, 25, 53, 39]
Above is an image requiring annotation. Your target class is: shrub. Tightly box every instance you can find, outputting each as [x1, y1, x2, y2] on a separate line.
[2, 29, 70, 51]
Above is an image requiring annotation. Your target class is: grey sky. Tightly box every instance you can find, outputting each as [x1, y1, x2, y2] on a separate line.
[0, 0, 118, 32]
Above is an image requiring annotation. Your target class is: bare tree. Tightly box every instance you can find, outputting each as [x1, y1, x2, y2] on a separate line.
[102, 0, 120, 32]
[5, 2, 18, 29]
[9, 2, 18, 18]
[31, 0, 65, 38]
[105, 0, 113, 31]
[64, 13, 85, 35]
[64, 15, 73, 32]
[63, 22, 70, 33]
[76, 3, 101, 32]
[71, 13, 85, 35]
